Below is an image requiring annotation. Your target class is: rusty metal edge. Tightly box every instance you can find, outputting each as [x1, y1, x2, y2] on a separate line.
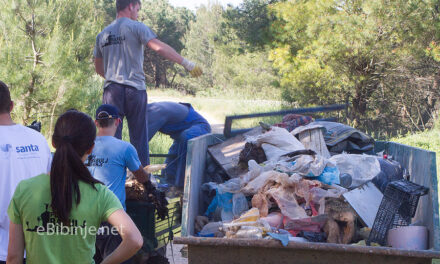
[174, 237, 440, 259]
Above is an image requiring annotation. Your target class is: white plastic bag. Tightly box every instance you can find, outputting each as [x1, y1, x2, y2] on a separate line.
[241, 160, 276, 185]
[329, 153, 381, 188]
[241, 170, 290, 195]
[248, 127, 305, 161]
[232, 192, 249, 217]
[290, 154, 328, 176]
[218, 177, 242, 194]
[199, 222, 223, 236]
[268, 186, 308, 220]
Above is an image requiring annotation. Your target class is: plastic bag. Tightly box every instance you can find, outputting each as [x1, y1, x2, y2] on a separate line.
[268, 187, 308, 220]
[329, 153, 381, 188]
[232, 192, 249, 217]
[199, 221, 223, 237]
[252, 192, 270, 217]
[227, 226, 263, 239]
[241, 160, 276, 185]
[218, 178, 242, 194]
[233, 207, 260, 223]
[205, 184, 249, 222]
[291, 154, 328, 177]
[241, 170, 290, 195]
[372, 157, 404, 193]
[316, 166, 340, 185]
[309, 187, 344, 215]
[261, 212, 284, 229]
[248, 126, 305, 161]
[204, 189, 234, 221]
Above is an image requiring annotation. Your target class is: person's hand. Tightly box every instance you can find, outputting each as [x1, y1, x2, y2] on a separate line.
[190, 65, 203, 78]
[195, 216, 209, 233]
[143, 182, 169, 221]
[181, 58, 203, 78]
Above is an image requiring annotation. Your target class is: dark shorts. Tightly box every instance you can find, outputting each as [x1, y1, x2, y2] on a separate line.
[103, 82, 149, 166]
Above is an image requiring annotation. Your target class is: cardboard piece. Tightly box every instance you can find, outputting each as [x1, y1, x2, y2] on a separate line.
[208, 127, 263, 178]
[343, 181, 383, 228]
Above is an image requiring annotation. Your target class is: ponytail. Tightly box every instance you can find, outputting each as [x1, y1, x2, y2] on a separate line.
[51, 110, 101, 224]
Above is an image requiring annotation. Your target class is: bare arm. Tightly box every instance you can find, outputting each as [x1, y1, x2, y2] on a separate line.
[94, 57, 105, 78]
[7, 222, 24, 264]
[147, 39, 202, 77]
[132, 165, 150, 184]
[100, 209, 143, 264]
[147, 39, 184, 65]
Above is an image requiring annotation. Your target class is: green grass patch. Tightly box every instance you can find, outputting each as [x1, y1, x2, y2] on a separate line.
[391, 128, 440, 173]
[122, 123, 173, 160]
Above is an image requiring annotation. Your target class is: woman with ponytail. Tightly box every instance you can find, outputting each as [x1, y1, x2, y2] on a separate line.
[6, 110, 142, 264]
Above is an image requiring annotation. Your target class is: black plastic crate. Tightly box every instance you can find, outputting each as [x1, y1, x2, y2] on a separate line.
[126, 200, 158, 252]
[367, 179, 429, 246]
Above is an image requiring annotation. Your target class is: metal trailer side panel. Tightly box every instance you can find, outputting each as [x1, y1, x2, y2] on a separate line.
[375, 141, 439, 250]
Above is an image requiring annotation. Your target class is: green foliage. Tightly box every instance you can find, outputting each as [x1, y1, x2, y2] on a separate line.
[140, 0, 194, 87]
[269, 0, 440, 135]
[0, 0, 105, 138]
[178, 2, 281, 99]
[223, 0, 278, 51]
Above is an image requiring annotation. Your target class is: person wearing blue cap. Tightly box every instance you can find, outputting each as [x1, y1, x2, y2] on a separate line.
[87, 104, 150, 263]
[147, 102, 211, 188]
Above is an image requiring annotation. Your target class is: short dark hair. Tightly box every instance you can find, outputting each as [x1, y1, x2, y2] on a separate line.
[116, 0, 140, 12]
[0, 80, 12, 114]
[96, 118, 116, 128]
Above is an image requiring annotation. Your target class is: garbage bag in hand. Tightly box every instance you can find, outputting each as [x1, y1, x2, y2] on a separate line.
[144, 183, 169, 221]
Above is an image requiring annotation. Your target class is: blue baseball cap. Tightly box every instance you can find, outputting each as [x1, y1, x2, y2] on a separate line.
[95, 104, 120, 120]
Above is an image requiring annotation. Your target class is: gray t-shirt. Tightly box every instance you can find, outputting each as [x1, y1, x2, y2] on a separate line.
[94, 17, 157, 91]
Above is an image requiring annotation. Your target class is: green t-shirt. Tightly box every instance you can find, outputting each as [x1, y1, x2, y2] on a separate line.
[8, 174, 123, 264]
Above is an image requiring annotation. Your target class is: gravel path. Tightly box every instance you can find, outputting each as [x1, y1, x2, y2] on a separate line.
[166, 243, 188, 264]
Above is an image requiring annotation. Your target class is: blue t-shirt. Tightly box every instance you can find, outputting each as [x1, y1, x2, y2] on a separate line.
[87, 136, 141, 210]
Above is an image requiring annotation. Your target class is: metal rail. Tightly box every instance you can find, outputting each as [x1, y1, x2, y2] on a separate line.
[223, 103, 348, 138]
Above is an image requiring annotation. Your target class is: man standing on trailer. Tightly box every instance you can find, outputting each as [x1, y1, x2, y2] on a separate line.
[94, 0, 202, 166]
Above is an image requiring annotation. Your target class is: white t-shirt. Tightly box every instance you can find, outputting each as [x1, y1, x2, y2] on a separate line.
[0, 124, 52, 261]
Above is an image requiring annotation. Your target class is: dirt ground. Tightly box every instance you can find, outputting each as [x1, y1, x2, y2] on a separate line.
[166, 243, 188, 264]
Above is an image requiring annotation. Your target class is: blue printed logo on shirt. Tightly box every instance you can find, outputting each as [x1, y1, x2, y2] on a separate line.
[16, 144, 39, 153]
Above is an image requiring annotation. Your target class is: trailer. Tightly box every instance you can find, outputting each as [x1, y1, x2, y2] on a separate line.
[174, 105, 440, 264]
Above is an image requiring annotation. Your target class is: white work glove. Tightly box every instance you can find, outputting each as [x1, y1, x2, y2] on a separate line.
[181, 58, 203, 77]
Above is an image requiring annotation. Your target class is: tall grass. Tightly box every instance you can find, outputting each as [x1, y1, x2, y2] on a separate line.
[122, 122, 173, 163]
[391, 124, 440, 172]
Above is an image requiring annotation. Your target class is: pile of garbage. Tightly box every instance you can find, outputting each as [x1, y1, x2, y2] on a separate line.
[196, 119, 429, 249]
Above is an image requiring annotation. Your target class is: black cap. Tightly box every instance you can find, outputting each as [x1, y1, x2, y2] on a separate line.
[95, 104, 120, 120]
